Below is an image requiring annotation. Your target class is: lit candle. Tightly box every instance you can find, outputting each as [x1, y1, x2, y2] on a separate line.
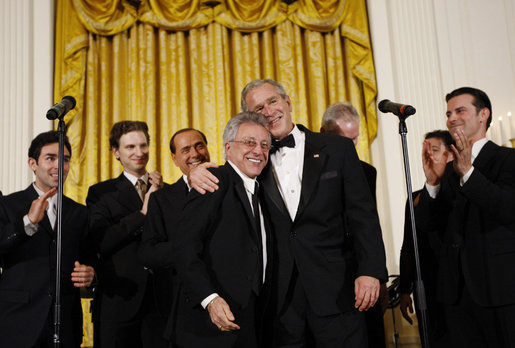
[499, 116, 506, 146]
[491, 117, 500, 145]
[508, 111, 513, 141]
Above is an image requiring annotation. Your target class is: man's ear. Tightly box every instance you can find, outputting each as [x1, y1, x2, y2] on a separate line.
[28, 157, 37, 172]
[112, 147, 120, 160]
[480, 108, 490, 125]
[285, 95, 293, 113]
[224, 142, 231, 158]
[446, 149, 454, 163]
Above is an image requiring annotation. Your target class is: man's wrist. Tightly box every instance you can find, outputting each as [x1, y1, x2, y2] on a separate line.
[23, 214, 38, 236]
[201, 293, 219, 309]
[460, 166, 474, 186]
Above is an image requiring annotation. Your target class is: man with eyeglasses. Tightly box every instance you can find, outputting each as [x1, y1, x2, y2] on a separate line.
[190, 79, 386, 347]
[172, 112, 272, 348]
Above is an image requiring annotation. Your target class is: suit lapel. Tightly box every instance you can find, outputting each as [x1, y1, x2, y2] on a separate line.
[473, 141, 496, 173]
[296, 126, 326, 221]
[448, 141, 497, 243]
[260, 163, 289, 219]
[59, 196, 76, 232]
[228, 164, 261, 244]
[115, 174, 143, 211]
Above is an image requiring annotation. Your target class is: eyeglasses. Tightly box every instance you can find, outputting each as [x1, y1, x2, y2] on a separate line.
[231, 138, 271, 151]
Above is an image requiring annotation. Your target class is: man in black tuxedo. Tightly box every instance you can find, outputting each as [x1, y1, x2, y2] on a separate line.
[418, 87, 515, 347]
[191, 80, 387, 347]
[173, 112, 271, 348]
[321, 101, 387, 348]
[399, 130, 454, 347]
[138, 128, 210, 345]
[87, 121, 166, 348]
[0, 131, 95, 347]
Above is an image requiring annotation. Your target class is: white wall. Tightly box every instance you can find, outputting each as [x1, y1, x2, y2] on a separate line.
[368, 0, 515, 274]
[0, 0, 54, 195]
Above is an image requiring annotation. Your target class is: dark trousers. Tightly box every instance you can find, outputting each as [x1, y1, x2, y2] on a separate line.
[274, 267, 368, 348]
[34, 306, 82, 348]
[444, 285, 515, 348]
[364, 301, 385, 348]
[95, 280, 168, 348]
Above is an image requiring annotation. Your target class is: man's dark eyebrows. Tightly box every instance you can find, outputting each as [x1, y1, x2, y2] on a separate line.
[43, 152, 58, 158]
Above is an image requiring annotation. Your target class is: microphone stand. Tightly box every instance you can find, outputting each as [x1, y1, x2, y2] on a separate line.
[53, 117, 67, 348]
[393, 113, 431, 348]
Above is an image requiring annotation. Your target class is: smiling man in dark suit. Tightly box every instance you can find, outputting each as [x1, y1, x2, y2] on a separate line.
[138, 128, 210, 346]
[172, 112, 271, 348]
[0, 131, 95, 347]
[190, 79, 387, 347]
[418, 87, 515, 347]
[86, 121, 166, 348]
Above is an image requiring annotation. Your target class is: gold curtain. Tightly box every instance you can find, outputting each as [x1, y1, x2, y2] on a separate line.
[55, 0, 378, 204]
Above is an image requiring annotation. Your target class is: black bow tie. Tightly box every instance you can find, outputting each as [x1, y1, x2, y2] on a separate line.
[270, 134, 295, 154]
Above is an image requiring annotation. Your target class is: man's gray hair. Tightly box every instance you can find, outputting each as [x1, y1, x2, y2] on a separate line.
[223, 112, 271, 158]
[241, 79, 288, 112]
[321, 102, 360, 133]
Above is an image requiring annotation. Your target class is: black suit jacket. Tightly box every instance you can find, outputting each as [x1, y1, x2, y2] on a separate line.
[418, 141, 515, 306]
[138, 178, 188, 341]
[361, 160, 377, 202]
[86, 174, 148, 322]
[259, 125, 387, 316]
[172, 163, 271, 347]
[399, 190, 440, 295]
[0, 185, 91, 347]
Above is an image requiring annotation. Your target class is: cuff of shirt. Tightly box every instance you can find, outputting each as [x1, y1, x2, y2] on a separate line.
[425, 182, 440, 199]
[23, 214, 38, 236]
[201, 293, 219, 309]
[460, 166, 474, 186]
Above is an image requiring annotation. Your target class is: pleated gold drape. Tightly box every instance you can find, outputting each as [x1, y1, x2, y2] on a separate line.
[54, 0, 378, 204]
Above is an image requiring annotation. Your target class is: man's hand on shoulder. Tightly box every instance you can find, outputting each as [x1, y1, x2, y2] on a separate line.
[188, 162, 220, 194]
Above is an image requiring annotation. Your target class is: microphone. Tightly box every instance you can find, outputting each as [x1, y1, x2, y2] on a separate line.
[46, 96, 76, 120]
[378, 99, 416, 117]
